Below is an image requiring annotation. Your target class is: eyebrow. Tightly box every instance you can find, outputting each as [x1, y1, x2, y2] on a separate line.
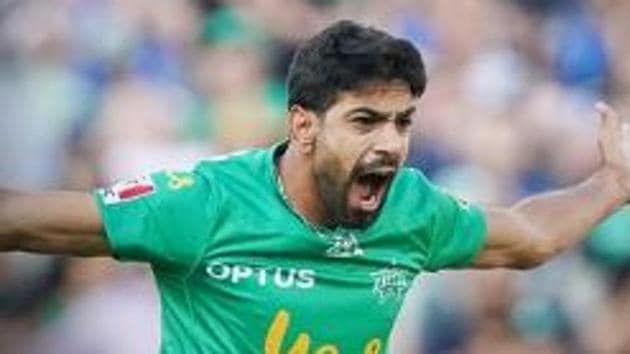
[396, 106, 416, 119]
[346, 106, 416, 120]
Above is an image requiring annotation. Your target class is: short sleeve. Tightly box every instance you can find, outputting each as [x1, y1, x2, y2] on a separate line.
[412, 172, 487, 271]
[93, 168, 217, 272]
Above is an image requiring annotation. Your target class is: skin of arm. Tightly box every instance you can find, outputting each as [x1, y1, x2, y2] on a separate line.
[475, 102, 630, 269]
[0, 189, 110, 256]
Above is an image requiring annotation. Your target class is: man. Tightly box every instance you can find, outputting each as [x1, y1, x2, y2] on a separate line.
[1, 20, 629, 353]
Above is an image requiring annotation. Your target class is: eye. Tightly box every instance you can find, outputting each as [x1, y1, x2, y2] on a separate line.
[351, 116, 378, 133]
[397, 116, 413, 130]
[353, 116, 373, 125]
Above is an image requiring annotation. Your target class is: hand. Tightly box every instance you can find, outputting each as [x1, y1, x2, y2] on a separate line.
[596, 101, 630, 199]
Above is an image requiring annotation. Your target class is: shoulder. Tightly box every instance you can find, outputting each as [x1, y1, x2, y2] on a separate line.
[390, 167, 471, 207]
[389, 167, 433, 196]
[376, 167, 433, 218]
[193, 147, 273, 195]
[195, 148, 267, 177]
[379, 166, 449, 219]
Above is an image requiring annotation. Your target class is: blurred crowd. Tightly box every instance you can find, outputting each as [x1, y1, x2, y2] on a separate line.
[0, 0, 629, 353]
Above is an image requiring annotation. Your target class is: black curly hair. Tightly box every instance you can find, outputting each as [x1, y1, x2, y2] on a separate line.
[286, 20, 427, 115]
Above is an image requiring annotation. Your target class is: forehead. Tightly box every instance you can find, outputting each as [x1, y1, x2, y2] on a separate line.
[328, 81, 417, 114]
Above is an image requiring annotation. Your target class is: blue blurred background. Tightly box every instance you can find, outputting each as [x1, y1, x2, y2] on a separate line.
[0, 0, 629, 353]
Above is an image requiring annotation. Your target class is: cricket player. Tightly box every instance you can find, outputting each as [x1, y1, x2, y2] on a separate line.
[1, 20, 629, 353]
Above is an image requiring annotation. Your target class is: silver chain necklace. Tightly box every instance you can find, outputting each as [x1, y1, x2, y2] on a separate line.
[275, 173, 334, 241]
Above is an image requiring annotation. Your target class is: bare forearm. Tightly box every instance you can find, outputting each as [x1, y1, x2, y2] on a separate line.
[476, 102, 630, 269]
[513, 167, 628, 257]
[0, 188, 20, 250]
[0, 188, 109, 256]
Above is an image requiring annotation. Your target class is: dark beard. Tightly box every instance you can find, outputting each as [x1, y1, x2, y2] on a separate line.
[313, 166, 350, 228]
[313, 165, 377, 229]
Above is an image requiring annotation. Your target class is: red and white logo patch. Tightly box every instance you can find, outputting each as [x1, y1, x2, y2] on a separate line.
[101, 175, 156, 204]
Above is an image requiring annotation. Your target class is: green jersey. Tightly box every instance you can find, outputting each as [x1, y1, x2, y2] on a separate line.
[94, 143, 487, 354]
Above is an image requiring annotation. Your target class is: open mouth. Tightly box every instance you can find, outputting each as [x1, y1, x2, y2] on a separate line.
[348, 167, 396, 214]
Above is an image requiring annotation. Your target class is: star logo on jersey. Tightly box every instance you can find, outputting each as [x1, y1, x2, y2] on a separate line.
[370, 262, 413, 303]
[322, 229, 364, 258]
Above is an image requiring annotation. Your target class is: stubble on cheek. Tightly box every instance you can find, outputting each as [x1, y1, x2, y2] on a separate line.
[312, 142, 354, 226]
[314, 161, 347, 226]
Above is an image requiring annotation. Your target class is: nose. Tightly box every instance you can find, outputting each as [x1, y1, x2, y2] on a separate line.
[372, 122, 405, 163]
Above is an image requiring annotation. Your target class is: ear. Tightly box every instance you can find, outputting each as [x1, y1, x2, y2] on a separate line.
[288, 105, 321, 154]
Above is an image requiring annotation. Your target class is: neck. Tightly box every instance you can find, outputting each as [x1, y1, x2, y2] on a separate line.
[277, 144, 329, 226]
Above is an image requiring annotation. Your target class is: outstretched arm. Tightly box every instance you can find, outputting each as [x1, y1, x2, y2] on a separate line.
[474, 102, 630, 269]
[0, 189, 110, 256]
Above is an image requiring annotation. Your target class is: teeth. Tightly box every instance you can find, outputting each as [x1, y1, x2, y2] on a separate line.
[362, 193, 376, 205]
[362, 172, 389, 178]
[365, 167, 396, 176]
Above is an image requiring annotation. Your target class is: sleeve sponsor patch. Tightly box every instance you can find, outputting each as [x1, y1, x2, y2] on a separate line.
[101, 175, 156, 204]
[166, 171, 195, 190]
